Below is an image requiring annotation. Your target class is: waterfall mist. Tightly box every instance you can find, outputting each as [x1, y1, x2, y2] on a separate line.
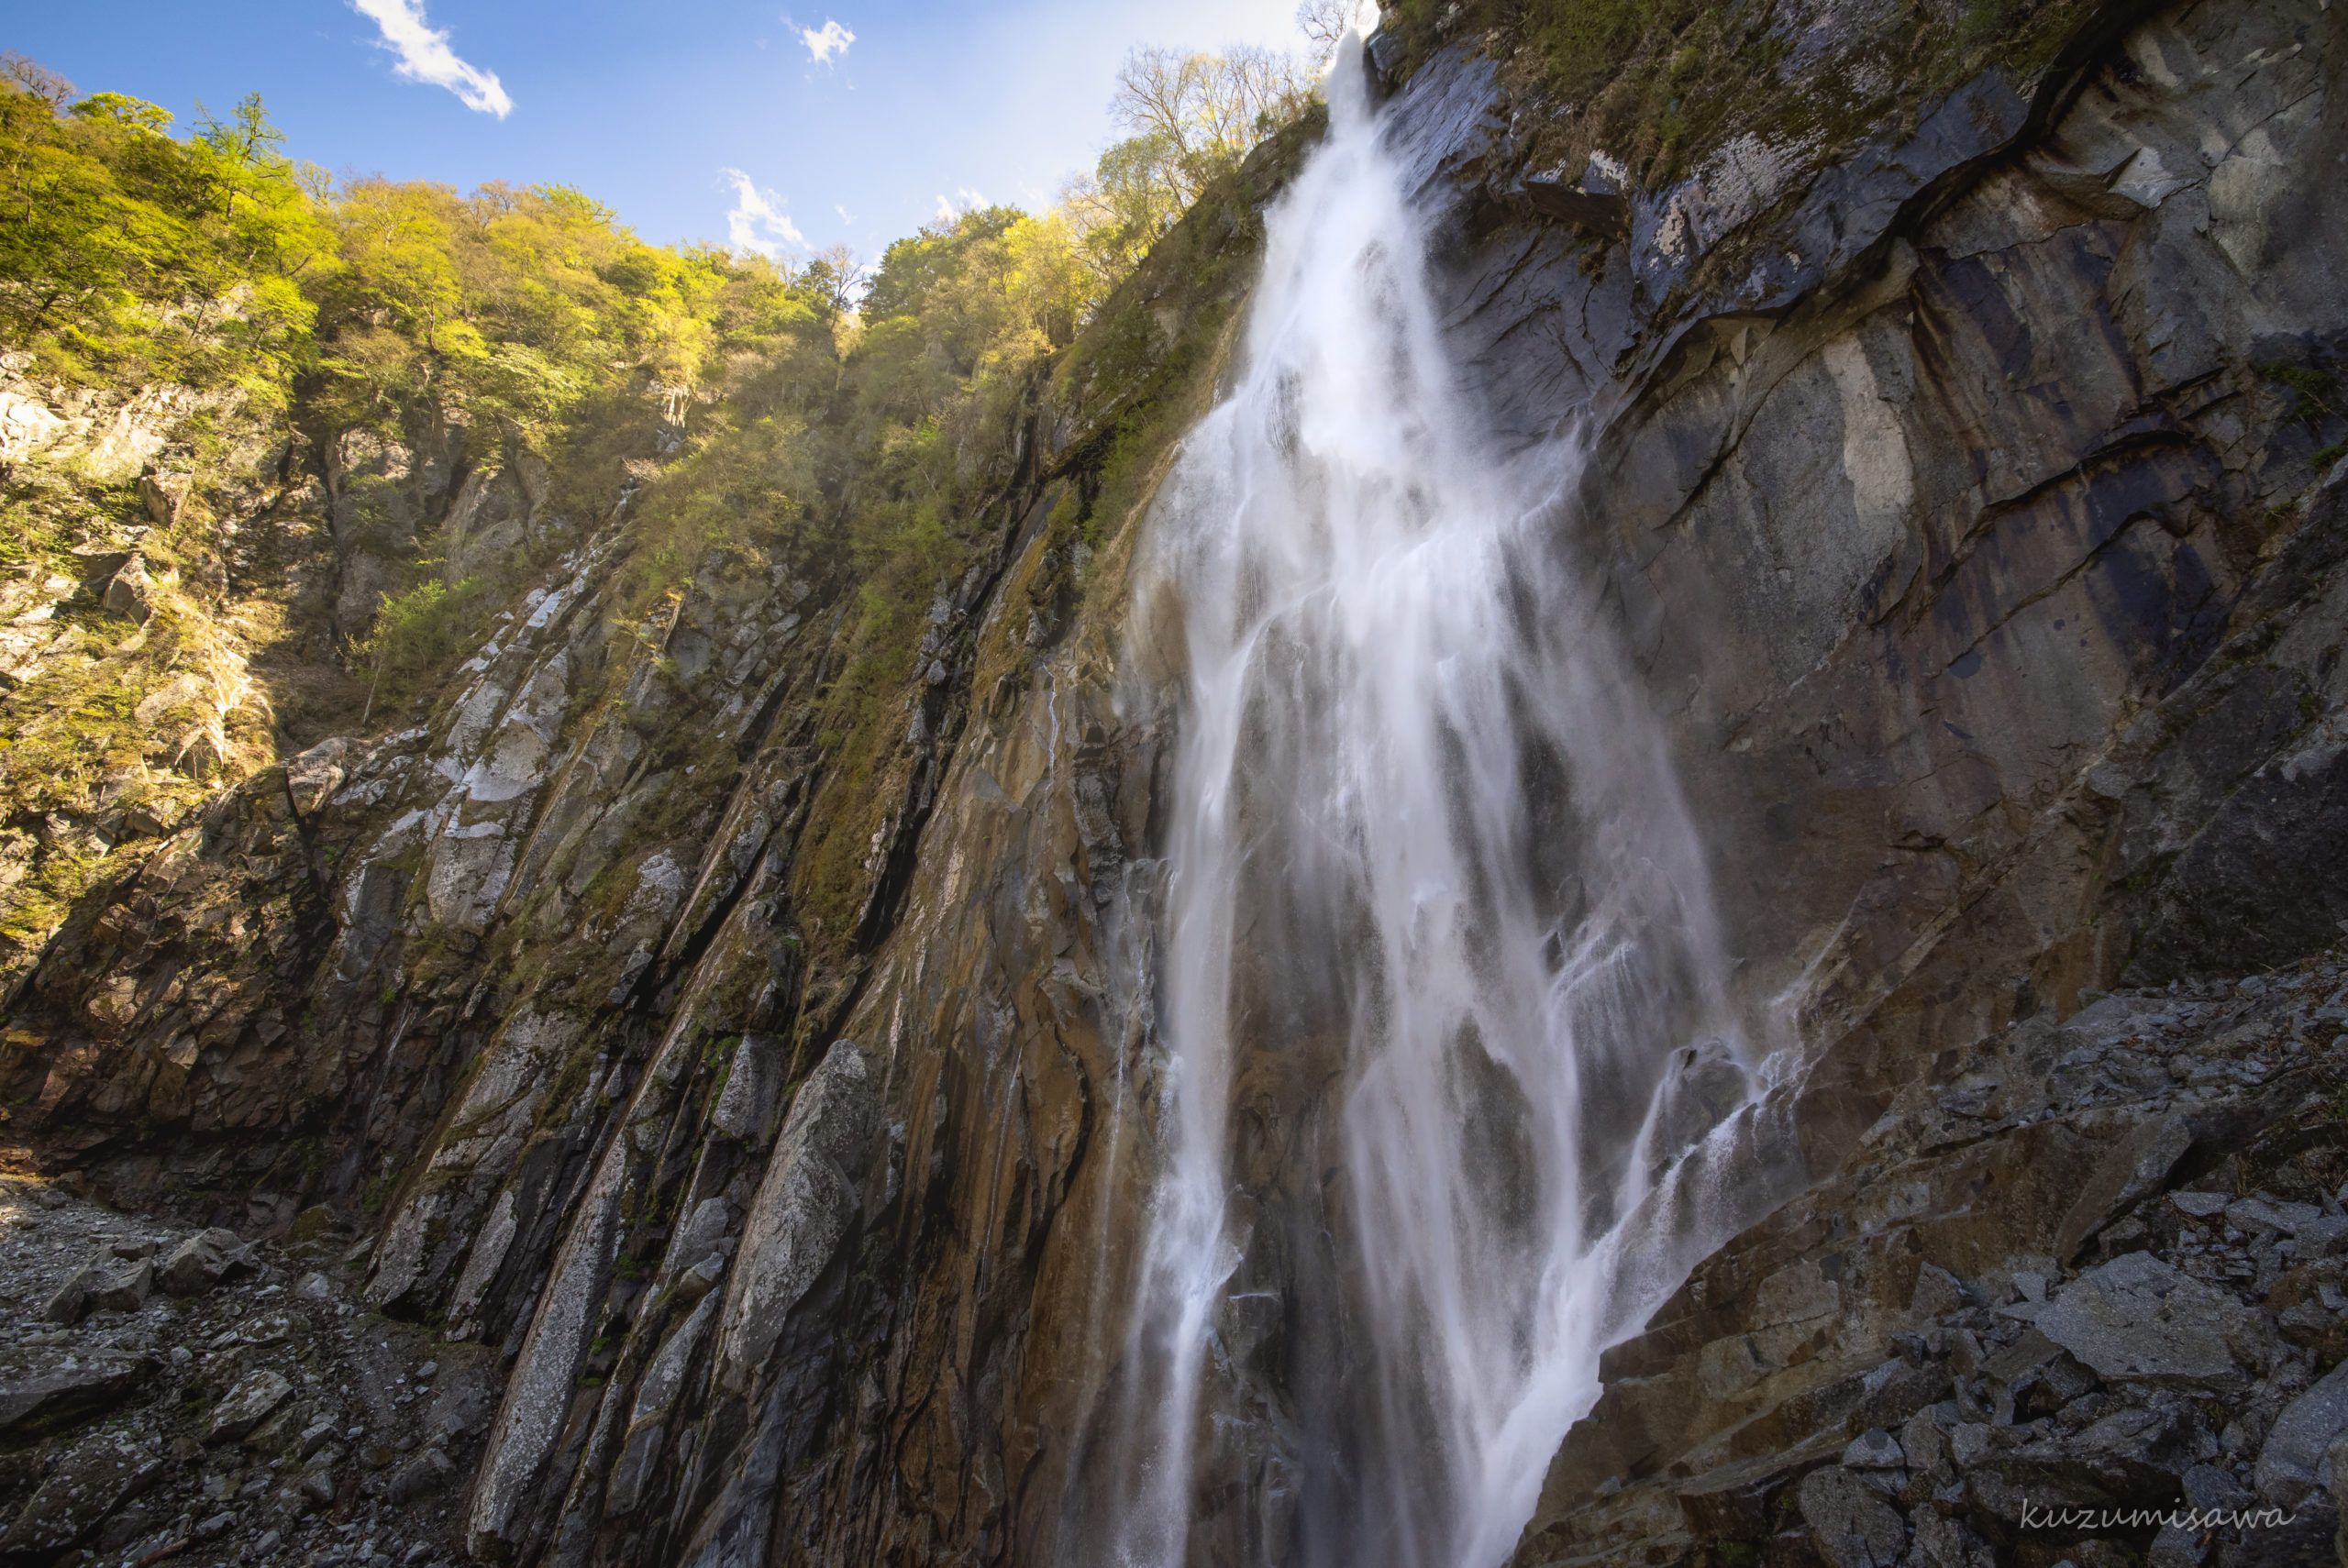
[1073, 36, 1789, 1568]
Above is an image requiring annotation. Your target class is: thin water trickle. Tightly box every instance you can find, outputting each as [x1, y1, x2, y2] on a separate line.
[1081, 31, 1787, 1568]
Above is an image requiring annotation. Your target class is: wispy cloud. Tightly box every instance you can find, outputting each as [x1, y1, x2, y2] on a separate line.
[351, 0, 513, 116]
[799, 19, 855, 65]
[934, 187, 986, 223]
[723, 170, 807, 258]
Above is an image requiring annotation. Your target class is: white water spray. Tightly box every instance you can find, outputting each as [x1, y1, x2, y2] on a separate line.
[1087, 36, 1785, 1568]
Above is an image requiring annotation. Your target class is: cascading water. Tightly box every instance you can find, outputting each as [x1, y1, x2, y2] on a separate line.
[1076, 33, 1789, 1568]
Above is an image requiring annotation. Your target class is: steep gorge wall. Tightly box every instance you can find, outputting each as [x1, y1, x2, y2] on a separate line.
[1, 1, 2343, 1565]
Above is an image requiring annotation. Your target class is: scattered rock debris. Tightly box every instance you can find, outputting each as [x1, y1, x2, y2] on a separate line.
[1520, 952, 2348, 1567]
[0, 1183, 491, 1567]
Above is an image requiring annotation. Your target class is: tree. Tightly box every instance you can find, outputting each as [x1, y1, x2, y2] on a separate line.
[1297, 0, 1359, 65]
[1059, 42, 1319, 288]
[0, 52, 72, 109]
[804, 242, 867, 316]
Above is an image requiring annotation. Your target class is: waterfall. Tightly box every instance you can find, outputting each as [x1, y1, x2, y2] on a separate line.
[1079, 33, 1786, 1568]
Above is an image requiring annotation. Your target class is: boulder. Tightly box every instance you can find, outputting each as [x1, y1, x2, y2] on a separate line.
[2255, 1358, 2348, 1507]
[1843, 1428, 1905, 1470]
[205, 1368, 293, 1444]
[160, 1227, 256, 1297]
[88, 1257, 152, 1313]
[41, 1261, 97, 1324]
[99, 555, 153, 622]
[0, 1356, 152, 1438]
[0, 1431, 162, 1551]
[2035, 1253, 2245, 1388]
[387, 1446, 454, 1505]
[282, 738, 349, 819]
[1794, 1464, 1908, 1567]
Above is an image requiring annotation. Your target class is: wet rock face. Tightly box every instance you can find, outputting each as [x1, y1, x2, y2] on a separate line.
[1510, 956, 2348, 1567]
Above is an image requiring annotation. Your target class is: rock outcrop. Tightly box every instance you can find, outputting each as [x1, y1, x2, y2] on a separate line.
[1511, 954, 2348, 1567]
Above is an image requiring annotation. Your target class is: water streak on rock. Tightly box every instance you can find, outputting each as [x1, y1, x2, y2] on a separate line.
[1091, 38, 1780, 1568]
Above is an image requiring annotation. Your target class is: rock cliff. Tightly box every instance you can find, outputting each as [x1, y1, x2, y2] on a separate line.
[1, 1, 2345, 1566]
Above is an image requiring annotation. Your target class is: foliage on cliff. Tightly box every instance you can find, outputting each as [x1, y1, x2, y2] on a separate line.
[1382, 0, 2106, 186]
[0, 37, 1325, 1005]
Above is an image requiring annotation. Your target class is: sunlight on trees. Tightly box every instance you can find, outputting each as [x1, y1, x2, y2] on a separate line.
[0, 32, 1328, 743]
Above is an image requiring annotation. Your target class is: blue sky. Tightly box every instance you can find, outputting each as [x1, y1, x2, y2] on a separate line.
[12, 0, 1315, 259]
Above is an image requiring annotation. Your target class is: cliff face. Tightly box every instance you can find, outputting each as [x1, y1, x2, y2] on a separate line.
[1, 2, 2344, 1566]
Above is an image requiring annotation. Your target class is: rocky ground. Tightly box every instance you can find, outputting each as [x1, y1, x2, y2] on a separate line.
[0, 1184, 493, 1568]
[1515, 949, 2348, 1568]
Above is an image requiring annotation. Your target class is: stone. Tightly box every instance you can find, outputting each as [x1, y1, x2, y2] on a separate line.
[95, 1507, 152, 1551]
[1911, 1263, 1965, 1320]
[160, 1229, 255, 1297]
[0, 1356, 152, 1438]
[2035, 1253, 2243, 1388]
[205, 1368, 294, 1444]
[2171, 1192, 2232, 1219]
[1908, 1509, 1989, 1568]
[283, 737, 349, 818]
[386, 1446, 453, 1505]
[2254, 1358, 2348, 1507]
[710, 1040, 878, 1394]
[2181, 1461, 2252, 1512]
[1855, 1354, 1952, 1430]
[99, 556, 153, 622]
[0, 1431, 162, 1551]
[294, 1271, 336, 1305]
[2146, 1521, 2207, 1567]
[87, 1257, 151, 1313]
[1843, 1428, 1905, 1469]
[299, 1419, 337, 1459]
[1793, 1464, 1908, 1568]
[42, 1261, 98, 1323]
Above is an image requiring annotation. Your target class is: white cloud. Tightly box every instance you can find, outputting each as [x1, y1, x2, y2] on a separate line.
[799, 19, 855, 65]
[934, 187, 986, 223]
[723, 170, 807, 258]
[836, 204, 855, 225]
[351, 0, 513, 117]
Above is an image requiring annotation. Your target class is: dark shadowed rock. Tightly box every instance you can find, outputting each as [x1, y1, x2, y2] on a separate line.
[0, 1355, 152, 1439]
[204, 1368, 293, 1443]
[160, 1228, 255, 1296]
[1795, 1465, 1908, 1567]
[0, 1431, 161, 1551]
[2256, 1360, 2348, 1508]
